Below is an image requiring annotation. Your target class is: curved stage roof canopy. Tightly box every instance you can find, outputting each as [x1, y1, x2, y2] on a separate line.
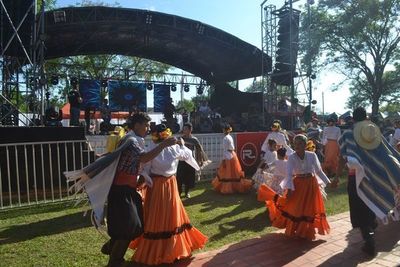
[44, 6, 272, 83]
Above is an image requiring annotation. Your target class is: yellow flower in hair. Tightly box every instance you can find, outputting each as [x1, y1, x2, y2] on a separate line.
[152, 127, 172, 143]
[306, 140, 316, 152]
[159, 128, 172, 139]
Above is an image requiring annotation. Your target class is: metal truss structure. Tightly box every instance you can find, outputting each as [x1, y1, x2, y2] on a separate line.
[261, 0, 315, 128]
[0, 0, 45, 126]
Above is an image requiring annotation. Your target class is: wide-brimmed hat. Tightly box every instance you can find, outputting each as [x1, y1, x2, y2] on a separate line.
[353, 121, 382, 150]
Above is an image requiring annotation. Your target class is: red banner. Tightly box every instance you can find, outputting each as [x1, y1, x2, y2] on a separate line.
[236, 132, 268, 175]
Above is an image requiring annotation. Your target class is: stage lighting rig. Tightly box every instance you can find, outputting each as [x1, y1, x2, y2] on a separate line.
[51, 75, 59, 85]
[70, 77, 78, 89]
[183, 84, 190, 92]
[170, 84, 177, 92]
[101, 79, 108, 88]
[197, 84, 204, 95]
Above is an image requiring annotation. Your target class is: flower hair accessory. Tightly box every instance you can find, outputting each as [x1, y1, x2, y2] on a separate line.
[151, 124, 172, 143]
[306, 140, 316, 152]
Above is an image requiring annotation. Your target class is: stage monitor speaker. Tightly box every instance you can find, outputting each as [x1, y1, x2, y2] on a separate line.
[1, 0, 35, 57]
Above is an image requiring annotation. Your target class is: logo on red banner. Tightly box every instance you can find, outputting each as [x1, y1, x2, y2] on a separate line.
[240, 142, 258, 167]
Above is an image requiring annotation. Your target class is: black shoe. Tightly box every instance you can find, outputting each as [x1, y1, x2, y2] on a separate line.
[361, 239, 376, 257]
[101, 240, 112, 255]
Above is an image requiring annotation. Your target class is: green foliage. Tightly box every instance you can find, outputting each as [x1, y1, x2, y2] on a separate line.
[37, 0, 57, 10]
[301, 0, 400, 120]
[380, 102, 400, 113]
[0, 181, 349, 266]
[176, 99, 195, 113]
[244, 80, 264, 93]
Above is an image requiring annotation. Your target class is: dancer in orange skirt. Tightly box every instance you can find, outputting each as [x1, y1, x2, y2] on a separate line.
[321, 117, 341, 177]
[258, 134, 331, 240]
[129, 124, 207, 265]
[211, 124, 253, 194]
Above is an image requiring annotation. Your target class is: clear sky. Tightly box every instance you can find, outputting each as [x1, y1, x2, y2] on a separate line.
[56, 0, 350, 115]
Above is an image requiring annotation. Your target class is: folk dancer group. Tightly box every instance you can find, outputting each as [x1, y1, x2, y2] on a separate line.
[64, 107, 400, 266]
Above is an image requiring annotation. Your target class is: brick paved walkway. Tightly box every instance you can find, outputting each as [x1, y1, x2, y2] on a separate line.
[127, 212, 400, 267]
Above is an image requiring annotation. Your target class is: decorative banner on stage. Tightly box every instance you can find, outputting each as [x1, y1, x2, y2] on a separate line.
[153, 84, 171, 113]
[108, 81, 147, 112]
[79, 79, 101, 109]
[236, 132, 268, 175]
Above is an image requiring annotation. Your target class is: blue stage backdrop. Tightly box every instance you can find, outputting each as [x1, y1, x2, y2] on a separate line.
[154, 84, 171, 113]
[79, 79, 101, 109]
[108, 81, 147, 112]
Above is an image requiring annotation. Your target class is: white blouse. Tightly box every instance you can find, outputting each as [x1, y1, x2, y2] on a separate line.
[321, 126, 341, 145]
[223, 134, 235, 160]
[144, 143, 199, 178]
[261, 131, 294, 154]
[263, 150, 277, 167]
[274, 159, 288, 178]
[280, 151, 330, 190]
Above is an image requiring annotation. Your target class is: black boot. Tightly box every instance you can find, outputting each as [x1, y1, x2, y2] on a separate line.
[107, 239, 130, 267]
[360, 228, 376, 257]
[101, 239, 113, 255]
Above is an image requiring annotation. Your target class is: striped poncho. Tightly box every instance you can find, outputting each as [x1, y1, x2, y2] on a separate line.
[339, 127, 400, 223]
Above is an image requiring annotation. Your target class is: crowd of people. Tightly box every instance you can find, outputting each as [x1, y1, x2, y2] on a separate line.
[63, 105, 400, 266]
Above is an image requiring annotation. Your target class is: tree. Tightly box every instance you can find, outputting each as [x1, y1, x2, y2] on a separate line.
[244, 80, 263, 93]
[301, 0, 400, 121]
[176, 99, 195, 113]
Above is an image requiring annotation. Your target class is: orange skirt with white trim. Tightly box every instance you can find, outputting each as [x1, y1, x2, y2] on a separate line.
[257, 175, 330, 240]
[129, 175, 208, 265]
[322, 140, 339, 176]
[211, 152, 252, 194]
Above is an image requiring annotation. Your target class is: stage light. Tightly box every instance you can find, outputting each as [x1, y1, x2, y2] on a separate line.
[147, 83, 153, 91]
[170, 84, 177, 92]
[101, 79, 108, 88]
[51, 75, 59, 85]
[70, 77, 78, 86]
[183, 84, 190, 92]
[146, 14, 152, 24]
[197, 84, 204, 95]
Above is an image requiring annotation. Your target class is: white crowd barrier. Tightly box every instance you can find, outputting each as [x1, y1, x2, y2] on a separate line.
[0, 140, 93, 209]
[0, 133, 237, 210]
[87, 132, 233, 180]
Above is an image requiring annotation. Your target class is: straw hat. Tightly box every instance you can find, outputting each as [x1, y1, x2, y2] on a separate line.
[353, 121, 382, 150]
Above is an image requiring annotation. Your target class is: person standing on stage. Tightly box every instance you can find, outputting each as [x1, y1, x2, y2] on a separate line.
[67, 86, 82, 126]
[176, 122, 209, 198]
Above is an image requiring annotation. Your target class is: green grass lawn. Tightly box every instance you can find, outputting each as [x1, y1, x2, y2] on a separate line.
[0, 180, 349, 267]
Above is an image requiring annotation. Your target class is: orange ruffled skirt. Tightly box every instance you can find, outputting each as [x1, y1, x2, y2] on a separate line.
[129, 175, 208, 265]
[322, 140, 339, 176]
[211, 152, 253, 194]
[257, 175, 330, 240]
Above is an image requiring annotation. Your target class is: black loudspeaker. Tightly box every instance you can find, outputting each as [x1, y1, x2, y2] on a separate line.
[1, 0, 35, 57]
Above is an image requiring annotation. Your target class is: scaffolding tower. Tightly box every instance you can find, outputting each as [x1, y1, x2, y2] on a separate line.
[0, 0, 45, 126]
[261, 0, 314, 129]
